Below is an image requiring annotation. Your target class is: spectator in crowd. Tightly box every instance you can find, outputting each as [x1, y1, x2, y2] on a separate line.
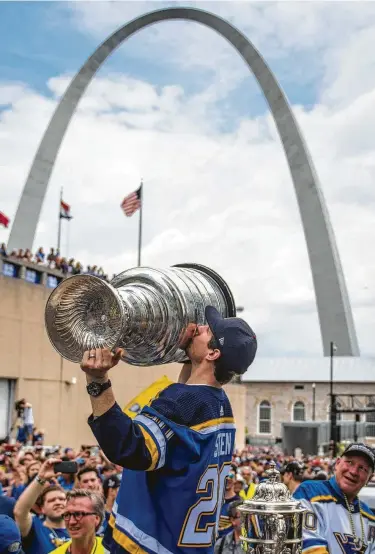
[50, 490, 105, 554]
[11, 459, 41, 500]
[47, 248, 57, 267]
[238, 466, 256, 500]
[280, 461, 304, 494]
[214, 501, 243, 554]
[0, 243, 7, 256]
[35, 247, 45, 263]
[102, 474, 120, 522]
[0, 514, 24, 554]
[23, 402, 35, 445]
[76, 467, 102, 494]
[294, 443, 375, 554]
[14, 458, 69, 553]
[218, 469, 242, 538]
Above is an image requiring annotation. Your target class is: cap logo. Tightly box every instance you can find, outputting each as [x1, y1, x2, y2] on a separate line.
[220, 405, 224, 416]
[219, 337, 224, 346]
[8, 542, 21, 553]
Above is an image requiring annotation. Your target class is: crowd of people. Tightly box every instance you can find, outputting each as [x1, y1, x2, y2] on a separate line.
[0, 243, 112, 281]
[2, 434, 375, 554]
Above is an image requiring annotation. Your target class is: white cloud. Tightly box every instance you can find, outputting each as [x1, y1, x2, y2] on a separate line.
[1, 2, 375, 359]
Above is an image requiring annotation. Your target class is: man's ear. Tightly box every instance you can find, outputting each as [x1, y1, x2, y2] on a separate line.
[206, 348, 221, 362]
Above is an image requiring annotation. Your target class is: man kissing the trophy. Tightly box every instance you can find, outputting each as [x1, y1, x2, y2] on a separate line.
[80, 304, 257, 554]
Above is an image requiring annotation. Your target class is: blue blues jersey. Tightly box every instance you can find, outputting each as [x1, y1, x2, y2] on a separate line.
[89, 383, 236, 554]
[22, 516, 70, 554]
[294, 477, 375, 554]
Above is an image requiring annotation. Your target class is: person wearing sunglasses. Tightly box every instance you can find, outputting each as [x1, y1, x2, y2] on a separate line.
[50, 490, 105, 554]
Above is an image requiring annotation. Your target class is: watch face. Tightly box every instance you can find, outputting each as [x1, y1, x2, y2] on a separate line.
[88, 382, 102, 397]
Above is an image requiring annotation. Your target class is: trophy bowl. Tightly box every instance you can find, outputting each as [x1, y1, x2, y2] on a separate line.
[45, 263, 236, 365]
[238, 462, 305, 554]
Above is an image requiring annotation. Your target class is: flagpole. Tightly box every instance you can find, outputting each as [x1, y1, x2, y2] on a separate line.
[137, 180, 143, 267]
[57, 187, 62, 254]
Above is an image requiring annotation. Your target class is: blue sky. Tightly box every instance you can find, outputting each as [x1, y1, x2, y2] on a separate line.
[0, 2, 319, 124]
[1, 1, 375, 358]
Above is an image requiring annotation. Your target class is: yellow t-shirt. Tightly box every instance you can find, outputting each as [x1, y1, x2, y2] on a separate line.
[49, 537, 104, 554]
[240, 482, 257, 500]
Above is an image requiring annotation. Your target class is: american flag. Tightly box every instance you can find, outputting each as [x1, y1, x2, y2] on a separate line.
[0, 211, 10, 228]
[121, 185, 142, 217]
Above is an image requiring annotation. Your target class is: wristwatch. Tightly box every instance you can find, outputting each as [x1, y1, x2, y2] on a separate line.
[36, 475, 46, 486]
[86, 380, 112, 397]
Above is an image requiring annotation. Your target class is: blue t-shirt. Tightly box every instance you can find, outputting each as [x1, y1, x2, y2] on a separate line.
[23, 516, 70, 554]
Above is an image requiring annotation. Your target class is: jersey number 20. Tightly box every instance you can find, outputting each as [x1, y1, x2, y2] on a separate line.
[178, 463, 232, 547]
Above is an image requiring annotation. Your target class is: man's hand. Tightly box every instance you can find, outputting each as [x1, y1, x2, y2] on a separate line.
[178, 323, 198, 350]
[80, 347, 123, 382]
[38, 458, 61, 482]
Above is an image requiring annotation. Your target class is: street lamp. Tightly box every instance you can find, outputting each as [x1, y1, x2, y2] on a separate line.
[329, 341, 337, 456]
[312, 383, 316, 421]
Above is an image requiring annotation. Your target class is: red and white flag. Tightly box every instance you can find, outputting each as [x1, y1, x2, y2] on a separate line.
[0, 211, 10, 228]
[60, 200, 72, 220]
[121, 186, 142, 217]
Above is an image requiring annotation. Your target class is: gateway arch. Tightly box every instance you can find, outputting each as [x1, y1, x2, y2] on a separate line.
[8, 7, 359, 357]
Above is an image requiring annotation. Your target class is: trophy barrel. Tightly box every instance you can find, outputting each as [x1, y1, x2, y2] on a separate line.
[45, 263, 236, 365]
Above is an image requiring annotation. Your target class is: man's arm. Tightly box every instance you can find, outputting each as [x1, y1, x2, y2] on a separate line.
[14, 458, 60, 537]
[82, 348, 200, 472]
[82, 348, 154, 470]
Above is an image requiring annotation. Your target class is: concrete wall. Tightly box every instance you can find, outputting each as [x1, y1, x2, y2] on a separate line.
[0, 270, 246, 449]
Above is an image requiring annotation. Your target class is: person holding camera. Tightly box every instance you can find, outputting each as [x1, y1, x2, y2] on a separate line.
[14, 458, 70, 554]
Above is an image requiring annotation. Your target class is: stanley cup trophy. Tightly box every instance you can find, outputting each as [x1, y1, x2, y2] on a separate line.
[238, 462, 305, 554]
[45, 263, 236, 365]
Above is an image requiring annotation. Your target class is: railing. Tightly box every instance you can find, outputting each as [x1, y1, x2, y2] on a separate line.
[0, 254, 64, 289]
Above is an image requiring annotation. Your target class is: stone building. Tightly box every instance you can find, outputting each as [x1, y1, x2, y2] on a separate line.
[242, 357, 375, 444]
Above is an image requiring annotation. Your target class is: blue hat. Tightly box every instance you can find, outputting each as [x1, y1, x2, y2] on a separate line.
[0, 515, 24, 554]
[205, 306, 257, 375]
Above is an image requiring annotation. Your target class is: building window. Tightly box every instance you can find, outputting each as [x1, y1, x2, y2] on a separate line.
[293, 401, 305, 421]
[258, 400, 271, 434]
[366, 402, 375, 437]
[294, 385, 304, 390]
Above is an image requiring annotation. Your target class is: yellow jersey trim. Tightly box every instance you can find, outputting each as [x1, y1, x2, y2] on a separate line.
[361, 509, 375, 522]
[112, 527, 148, 554]
[137, 423, 159, 471]
[191, 417, 235, 431]
[310, 495, 337, 503]
[303, 546, 329, 554]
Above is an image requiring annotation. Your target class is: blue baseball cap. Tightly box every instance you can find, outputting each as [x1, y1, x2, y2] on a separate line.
[0, 515, 24, 554]
[205, 306, 257, 375]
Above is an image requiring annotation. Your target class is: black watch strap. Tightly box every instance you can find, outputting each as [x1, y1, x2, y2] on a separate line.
[86, 379, 112, 397]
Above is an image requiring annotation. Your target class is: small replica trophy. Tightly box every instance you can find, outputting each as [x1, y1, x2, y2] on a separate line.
[238, 462, 305, 554]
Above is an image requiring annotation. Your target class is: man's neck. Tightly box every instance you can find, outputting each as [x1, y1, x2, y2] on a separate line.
[233, 528, 241, 542]
[44, 518, 65, 530]
[186, 363, 221, 388]
[288, 481, 300, 495]
[71, 535, 96, 554]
